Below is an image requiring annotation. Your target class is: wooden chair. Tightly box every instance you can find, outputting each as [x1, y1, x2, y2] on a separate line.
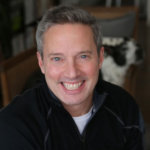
[81, 6, 139, 40]
[0, 48, 39, 106]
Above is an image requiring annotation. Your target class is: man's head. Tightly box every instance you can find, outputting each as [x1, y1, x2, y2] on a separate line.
[36, 5, 104, 116]
[36, 5, 102, 56]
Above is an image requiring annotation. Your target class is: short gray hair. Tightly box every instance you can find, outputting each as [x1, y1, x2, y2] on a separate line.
[36, 5, 102, 55]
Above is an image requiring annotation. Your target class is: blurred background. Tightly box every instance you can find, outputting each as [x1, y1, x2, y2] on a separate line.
[0, 0, 149, 149]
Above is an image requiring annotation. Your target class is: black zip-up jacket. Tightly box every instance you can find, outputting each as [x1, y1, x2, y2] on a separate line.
[0, 79, 144, 150]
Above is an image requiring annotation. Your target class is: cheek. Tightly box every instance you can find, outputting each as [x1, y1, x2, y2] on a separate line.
[45, 65, 62, 81]
[84, 63, 100, 78]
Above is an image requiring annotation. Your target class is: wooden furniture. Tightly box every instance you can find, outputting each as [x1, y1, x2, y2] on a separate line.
[0, 48, 39, 106]
[0, 6, 139, 107]
[82, 6, 139, 40]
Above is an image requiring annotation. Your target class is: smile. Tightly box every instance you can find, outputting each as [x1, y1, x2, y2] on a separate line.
[62, 81, 84, 90]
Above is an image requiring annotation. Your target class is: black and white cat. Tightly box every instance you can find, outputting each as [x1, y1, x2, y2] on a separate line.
[101, 37, 143, 86]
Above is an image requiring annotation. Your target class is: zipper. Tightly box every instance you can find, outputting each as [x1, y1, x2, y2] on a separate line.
[63, 101, 103, 149]
[80, 104, 103, 149]
[63, 109, 87, 149]
[54, 91, 108, 150]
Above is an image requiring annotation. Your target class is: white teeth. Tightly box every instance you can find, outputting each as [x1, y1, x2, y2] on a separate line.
[63, 82, 82, 90]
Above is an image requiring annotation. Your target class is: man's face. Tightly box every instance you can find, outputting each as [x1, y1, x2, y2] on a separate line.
[37, 24, 104, 110]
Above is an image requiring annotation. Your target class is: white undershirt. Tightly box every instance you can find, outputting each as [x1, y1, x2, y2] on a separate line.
[72, 107, 93, 134]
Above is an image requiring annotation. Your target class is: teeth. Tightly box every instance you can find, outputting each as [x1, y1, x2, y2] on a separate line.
[63, 82, 82, 90]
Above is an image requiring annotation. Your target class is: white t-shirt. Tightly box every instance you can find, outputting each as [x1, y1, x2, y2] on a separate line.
[72, 107, 93, 134]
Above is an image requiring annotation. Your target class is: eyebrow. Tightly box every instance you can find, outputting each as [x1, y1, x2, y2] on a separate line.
[47, 50, 93, 57]
[78, 50, 93, 55]
[48, 53, 63, 57]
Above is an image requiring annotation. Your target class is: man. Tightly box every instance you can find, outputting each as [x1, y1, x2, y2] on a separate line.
[0, 5, 144, 150]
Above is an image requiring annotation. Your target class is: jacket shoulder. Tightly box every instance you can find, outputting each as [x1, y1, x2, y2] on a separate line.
[98, 80, 135, 103]
[0, 84, 48, 149]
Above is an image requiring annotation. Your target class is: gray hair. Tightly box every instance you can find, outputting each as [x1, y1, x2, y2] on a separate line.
[36, 5, 102, 55]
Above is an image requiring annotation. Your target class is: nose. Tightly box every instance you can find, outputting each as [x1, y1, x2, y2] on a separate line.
[64, 59, 80, 79]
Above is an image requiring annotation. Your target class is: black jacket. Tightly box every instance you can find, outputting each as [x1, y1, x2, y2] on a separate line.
[0, 79, 144, 150]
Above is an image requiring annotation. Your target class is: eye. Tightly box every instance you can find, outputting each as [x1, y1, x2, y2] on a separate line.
[52, 57, 61, 61]
[81, 55, 87, 59]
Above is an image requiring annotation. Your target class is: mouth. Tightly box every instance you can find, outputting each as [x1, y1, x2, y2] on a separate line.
[61, 81, 85, 90]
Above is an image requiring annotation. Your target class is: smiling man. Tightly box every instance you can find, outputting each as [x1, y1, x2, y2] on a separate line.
[0, 5, 144, 150]
[37, 23, 103, 117]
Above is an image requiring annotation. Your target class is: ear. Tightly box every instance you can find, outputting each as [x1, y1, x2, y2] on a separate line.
[37, 52, 45, 74]
[99, 46, 104, 69]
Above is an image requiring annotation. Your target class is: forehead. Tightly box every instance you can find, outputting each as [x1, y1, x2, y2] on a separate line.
[44, 23, 94, 38]
[43, 23, 96, 53]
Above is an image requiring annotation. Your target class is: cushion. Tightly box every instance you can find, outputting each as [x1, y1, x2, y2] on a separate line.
[97, 12, 136, 37]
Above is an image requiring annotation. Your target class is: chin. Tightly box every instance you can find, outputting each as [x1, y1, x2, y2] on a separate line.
[60, 95, 86, 105]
